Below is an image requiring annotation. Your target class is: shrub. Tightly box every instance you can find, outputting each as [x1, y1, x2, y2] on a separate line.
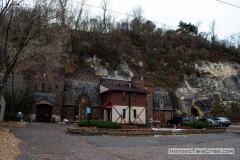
[78, 120, 100, 127]
[78, 120, 121, 129]
[182, 121, 215, 129]
[96, 121, 121, 129]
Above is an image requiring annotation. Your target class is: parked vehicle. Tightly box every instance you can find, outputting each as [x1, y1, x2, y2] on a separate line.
[167, 117, 190, 126]
[213, 117, 231, 127]
[198, 118, 219, 126]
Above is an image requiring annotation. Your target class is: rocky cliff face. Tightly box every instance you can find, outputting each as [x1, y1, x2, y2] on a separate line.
[172, 61, 240, 116]
[86, 56, 240, 116]
[86, 55, 137, 80]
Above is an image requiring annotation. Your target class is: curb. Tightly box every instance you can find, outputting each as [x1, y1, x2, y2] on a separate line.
[67, 127, 226, 136]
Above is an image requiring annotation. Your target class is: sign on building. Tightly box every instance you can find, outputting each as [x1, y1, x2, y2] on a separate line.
[34, 92, 57, 104]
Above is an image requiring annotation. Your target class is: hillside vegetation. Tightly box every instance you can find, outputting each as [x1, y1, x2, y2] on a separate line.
[64, 22, 240, 89]
[1, 1, 240, 90]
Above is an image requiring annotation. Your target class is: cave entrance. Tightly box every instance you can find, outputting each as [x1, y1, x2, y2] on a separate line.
[191, 105, 204, 116]
[36, 104, 52, 122]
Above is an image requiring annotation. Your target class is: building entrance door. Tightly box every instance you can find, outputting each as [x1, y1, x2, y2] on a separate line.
[107, 109, 111, 121]
[36, 105, 52, 122]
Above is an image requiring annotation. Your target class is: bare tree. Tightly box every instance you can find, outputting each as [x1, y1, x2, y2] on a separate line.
[0, 0, 56, 98]
[101, 0, 110, 33]
[75, 0, 87, 30]
[230, 32, 240, 48]
[132, 6, 144, 22]
[210, 19, 217, 50]
[58, 0, 68, 26]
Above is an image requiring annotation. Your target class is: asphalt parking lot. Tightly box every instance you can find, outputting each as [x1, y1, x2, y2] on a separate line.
[9, 123, 240, 160]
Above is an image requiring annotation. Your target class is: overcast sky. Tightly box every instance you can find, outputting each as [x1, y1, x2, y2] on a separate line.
[84, 0, 240, 39]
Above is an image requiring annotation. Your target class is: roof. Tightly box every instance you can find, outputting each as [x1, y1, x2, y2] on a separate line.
[100, 82, 150, 94]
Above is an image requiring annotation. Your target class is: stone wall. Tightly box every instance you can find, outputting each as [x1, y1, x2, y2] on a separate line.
[0, 73, 28, 93]
[67, 127, 226, 136]
[64, 79, 102, 107]
[30, 65, 66, 121]
[153, 89, 172, 111]
[173, 61, 240, 115]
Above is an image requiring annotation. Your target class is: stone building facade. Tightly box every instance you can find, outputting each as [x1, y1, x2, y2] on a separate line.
[1, 66, 173, 124]
[29, 65, 66, 122]
[153, 87, 173, 124]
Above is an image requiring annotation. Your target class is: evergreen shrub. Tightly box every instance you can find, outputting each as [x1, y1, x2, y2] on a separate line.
[182, 121, 215, 129]
[78, 120, 121, 129]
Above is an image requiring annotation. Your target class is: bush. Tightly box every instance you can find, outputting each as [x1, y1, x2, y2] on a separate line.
[78, 120, 121, 129]
[96, 121, 121, 129]
[78, 120, 100, 127]
[182, 121, 215, 129]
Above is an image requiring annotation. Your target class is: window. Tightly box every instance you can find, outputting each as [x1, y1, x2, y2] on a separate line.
[122, 109, 126, 119]
[55, 85, 58, 90]
[42, 83, 45, 89]
[134, 109, 137, 119]
[134, 93, 136, 102]
[49, 84, 51, 90]
[159, 99, 164, 109]
[35, 85, 37, 90]
[123, 92, 126, 101]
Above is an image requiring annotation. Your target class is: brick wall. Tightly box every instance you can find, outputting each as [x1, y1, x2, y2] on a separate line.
[165, 111, 173, 123]
[132, 76, 153, 121]
[28, 64, 66, 120]
[153, 110, 165, 123]
[62, 106, 75, 121]
[153, 110, 173, 124]
[91, 107, 103, 120]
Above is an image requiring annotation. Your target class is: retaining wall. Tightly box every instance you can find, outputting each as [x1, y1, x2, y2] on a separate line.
[67, 127, 226, 136]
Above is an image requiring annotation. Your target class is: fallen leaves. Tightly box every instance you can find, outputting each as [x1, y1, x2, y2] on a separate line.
[0, 127, 22, 160]
[0, 121, 26, 127]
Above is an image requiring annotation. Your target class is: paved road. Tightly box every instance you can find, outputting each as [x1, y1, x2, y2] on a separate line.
[227, 126, 240, 133]
[9, 123, 240, 160]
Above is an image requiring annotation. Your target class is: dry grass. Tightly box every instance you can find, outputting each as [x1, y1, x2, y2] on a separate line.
[0, 127, 22, 160]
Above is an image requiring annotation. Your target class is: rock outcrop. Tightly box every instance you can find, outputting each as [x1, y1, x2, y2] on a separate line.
[86, 55, 137, 80]
[172, 61, 240, 115]
[85, 56, 240, 116]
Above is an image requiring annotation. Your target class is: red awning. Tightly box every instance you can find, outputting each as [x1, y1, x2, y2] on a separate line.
[102, 102, 112, 109]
